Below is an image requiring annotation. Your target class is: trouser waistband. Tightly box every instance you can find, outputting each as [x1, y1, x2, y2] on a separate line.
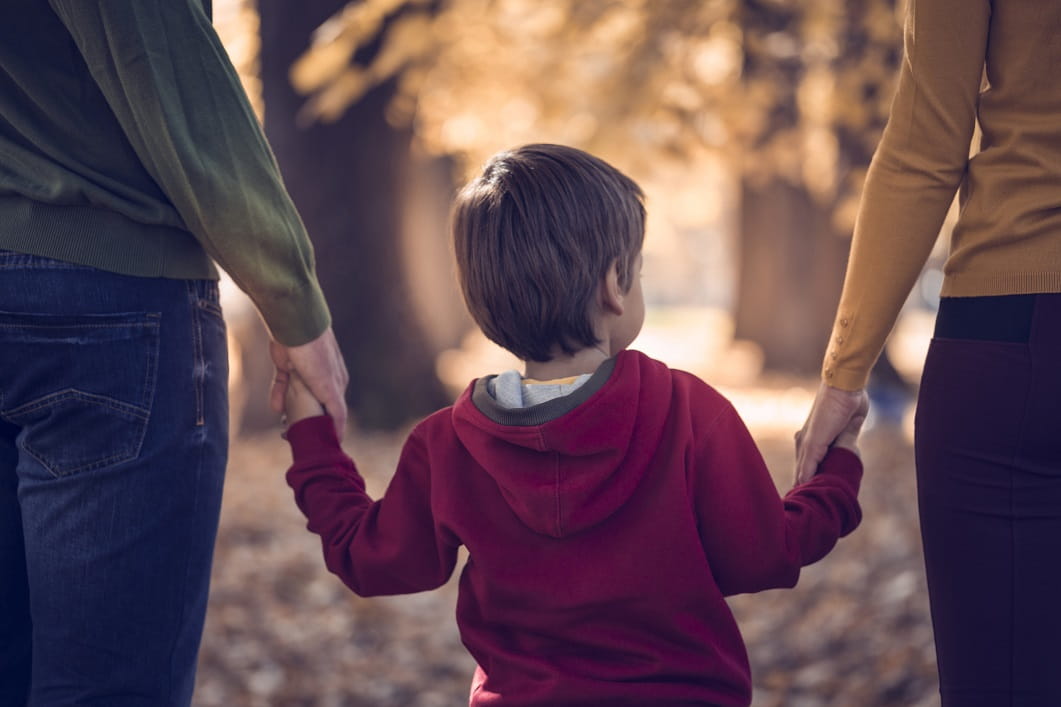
[934, 294, 1038, 342]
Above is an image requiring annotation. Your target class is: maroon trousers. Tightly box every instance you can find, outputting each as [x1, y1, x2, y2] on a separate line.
[915, 294, 1061, 706]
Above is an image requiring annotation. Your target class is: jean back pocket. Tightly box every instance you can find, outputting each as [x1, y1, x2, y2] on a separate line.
[0, 311, 160, 478]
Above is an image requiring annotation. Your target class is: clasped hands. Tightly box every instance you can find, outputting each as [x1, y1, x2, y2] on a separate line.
[269, 326, 348, 435]
[794, 383, 870, 485]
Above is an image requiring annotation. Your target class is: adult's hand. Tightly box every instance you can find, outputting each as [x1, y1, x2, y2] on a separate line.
[269, 326, 349, 436]
[794, 382, 868, 485]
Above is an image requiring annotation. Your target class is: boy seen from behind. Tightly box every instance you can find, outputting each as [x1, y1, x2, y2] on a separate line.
[283, 143, 866, 706]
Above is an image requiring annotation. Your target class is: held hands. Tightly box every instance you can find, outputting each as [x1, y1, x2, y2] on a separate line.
[283, 370, 327, 426]
[270, 326, 348, 435]
[794, 383, 870, 485]
[826, 392, 869, 456]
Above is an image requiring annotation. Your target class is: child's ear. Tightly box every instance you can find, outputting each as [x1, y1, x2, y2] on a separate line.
[599, 260, 625, 316]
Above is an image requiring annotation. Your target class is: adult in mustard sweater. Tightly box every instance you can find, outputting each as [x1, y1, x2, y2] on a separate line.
[795, 0, 1061, 703]
[0, 1, 347, 704]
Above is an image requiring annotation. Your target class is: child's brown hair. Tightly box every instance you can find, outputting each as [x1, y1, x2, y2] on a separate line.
[452, 144, 645, 362]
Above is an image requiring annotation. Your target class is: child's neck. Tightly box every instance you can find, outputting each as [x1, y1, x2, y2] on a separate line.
[523, 345, 612, 381]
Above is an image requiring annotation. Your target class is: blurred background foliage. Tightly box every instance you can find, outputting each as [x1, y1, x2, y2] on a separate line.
[202, 8, 942, 705]
[291, 0, 900, 211]
[218, 0, 910, 431]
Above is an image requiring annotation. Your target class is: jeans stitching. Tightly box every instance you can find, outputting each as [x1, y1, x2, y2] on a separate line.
[22, 444, 137, 477]
[1, 314, 161, 478]
[198, 299, 224, 320]
[18, 414, 144, 478]
[188, 282, 205, 427]
[0, 323, 158, 329]
[137, 313, 160, 460]
[195, 280, 224, 321]
[3, 389, 151, 420]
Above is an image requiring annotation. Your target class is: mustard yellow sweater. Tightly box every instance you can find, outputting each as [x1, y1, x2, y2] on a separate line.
[824, 0, 1061, 391]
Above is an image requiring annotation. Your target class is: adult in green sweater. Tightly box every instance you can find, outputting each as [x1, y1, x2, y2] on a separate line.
[0, 1, 347, 704]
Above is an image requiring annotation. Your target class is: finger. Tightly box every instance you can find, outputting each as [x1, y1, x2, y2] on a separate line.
[795, 442, 824, 485]
[268, 340, 292, 414]
[325, 388, 348, 435]
[269, 374, 288, 413]
[306, 379, 347, 436]
[321, 398, 347, 437]
[793, 426, 808, 482]
[322, 401, 348, 435]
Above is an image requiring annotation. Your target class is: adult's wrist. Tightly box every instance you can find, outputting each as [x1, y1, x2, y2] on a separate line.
[260, 281, 331, 346]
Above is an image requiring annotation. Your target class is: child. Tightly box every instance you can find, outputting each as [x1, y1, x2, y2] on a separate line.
[282, 144, 866, 706]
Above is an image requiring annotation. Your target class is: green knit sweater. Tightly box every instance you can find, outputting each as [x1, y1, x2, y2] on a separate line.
[0, 0, 329, 346]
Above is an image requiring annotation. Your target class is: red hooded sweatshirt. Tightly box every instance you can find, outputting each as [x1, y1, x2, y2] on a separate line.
[285, 349, 862, 706]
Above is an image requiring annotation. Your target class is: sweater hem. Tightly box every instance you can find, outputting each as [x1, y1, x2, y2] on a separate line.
[940, 272, 1061, 297]
[0, 195, 217, 280]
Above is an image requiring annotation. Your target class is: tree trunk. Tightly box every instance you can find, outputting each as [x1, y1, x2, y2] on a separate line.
[733, 0, 901, 377]
[258, 0, 449, 429]
[733, 179, 850, 375]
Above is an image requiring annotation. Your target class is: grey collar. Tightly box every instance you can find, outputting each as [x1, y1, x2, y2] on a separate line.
[471, 357, 617, 426]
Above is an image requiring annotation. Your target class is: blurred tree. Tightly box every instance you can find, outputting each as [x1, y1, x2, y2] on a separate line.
[734, 0, 902, 372]
[282, 0, 903, 377]
[259, 0, 450, 429]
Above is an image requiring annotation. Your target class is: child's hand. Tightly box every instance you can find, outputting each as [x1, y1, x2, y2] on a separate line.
[284, 369, 327, 426]
[830, 392, 869, 458]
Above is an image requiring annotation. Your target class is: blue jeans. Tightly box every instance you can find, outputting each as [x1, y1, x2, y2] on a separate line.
[0, 251, 228, 706]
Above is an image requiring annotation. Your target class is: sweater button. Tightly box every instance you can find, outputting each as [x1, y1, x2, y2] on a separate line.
[840, 318, 849, 327]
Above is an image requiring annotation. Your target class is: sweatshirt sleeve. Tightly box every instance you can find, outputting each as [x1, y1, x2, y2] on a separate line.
[47, 0, 329, 346]
[823, 0, 991, 390]
[285, 416, 460, 597]
[692, 400, 863, 596]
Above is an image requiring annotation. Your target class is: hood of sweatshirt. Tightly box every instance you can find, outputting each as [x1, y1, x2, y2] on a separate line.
[451, 350, 673, 538]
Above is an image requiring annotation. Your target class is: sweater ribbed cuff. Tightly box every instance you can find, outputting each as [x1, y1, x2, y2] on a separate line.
[257, 280, 332, 347]
[820, 366, 870, 392]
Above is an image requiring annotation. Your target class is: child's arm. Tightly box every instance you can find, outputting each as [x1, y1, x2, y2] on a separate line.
[284, 369, 328, 424]
[691, 395, 863, 596]
[283, 375, 459, 596]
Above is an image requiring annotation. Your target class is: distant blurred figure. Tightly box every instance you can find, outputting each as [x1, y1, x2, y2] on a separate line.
[0, 1, 345, 704]
[796, 0, 1061, 704]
